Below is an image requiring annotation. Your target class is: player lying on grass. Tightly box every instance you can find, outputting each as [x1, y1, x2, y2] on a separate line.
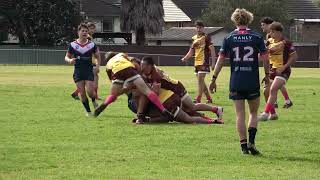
[258, 22, 298, 121]
[260, 17, 293, 108]
[93, 52, 174, 120]
[71, 22, 101, 100]
[127, 85, 224, 124]
[65, 23, 101, 116]
[138, 56, 223, 122]
[209, 8, 270, 155]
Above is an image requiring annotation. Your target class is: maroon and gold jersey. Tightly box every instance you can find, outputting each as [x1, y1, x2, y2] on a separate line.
[191, 33, 213, 66]
[267, 38, 296, 68]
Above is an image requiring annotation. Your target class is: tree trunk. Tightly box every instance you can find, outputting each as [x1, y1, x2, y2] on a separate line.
[135, 27, 145, 46]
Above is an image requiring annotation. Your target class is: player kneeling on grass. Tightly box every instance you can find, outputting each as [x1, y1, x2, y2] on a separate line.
[65, 23, 101, 116]
[94, 52, 174, 120]
[209, 9, 270, 155]
[258, 22, 298, 121]
[128, 85, 223, 124]
[139, 56, 223, 121]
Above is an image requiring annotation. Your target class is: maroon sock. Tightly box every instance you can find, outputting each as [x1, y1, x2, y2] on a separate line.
[147, 92, 165, 111]
[282, 90, 289, 101]
[196, 95, 202, 103]
[264, 103, 274, 113]
[211, 106, 218, 113]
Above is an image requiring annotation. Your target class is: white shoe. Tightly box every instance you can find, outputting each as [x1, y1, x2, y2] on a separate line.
[216, 107, 223, 119]
[93, 101, 99, 109]
[86, 112, 93, 117]
[268, 113, 278, 120]
[258, 112, 269, 121]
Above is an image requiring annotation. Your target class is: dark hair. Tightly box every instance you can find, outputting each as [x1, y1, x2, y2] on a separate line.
[105, 51, 117, 62]
[78, 23, 89, 31]
[87, 22, 96, 28]
[141, 56, 154, 65]
[260, 17, 274, 25]
[269, 22, 284, 32]
[131, 57, 141, 65]
[195, 20, 204, 27]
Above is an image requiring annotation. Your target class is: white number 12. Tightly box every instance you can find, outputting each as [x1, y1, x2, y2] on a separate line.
[232, 46, 254, 62]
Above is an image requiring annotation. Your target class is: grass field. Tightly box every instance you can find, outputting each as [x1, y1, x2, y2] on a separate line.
[0, 66, 320, 179]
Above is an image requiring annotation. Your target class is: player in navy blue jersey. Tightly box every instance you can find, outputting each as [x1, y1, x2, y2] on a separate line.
[65, 23, 101, 117]
[209, 9, 270, 155]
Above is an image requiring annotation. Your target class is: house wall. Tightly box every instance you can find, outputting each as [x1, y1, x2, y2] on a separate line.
[301, 22, 320, 43]
[165, 21, 193, 29]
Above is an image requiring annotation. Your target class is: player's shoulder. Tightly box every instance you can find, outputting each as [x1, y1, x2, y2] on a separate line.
[192, 34, 197, 40]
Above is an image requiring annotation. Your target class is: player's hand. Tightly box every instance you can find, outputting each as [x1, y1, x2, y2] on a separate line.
[261, 75, 270, 86]
[209, 80, 217, 94]
[151, 82, 161, 93]
[276, 67, 285, 75]
[69, 58, 76, 64]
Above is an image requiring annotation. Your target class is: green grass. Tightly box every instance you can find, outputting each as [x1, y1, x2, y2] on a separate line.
[0, 66, 320, 179]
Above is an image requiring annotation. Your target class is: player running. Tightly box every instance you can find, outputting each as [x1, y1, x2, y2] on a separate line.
[258, 22, 298, 121]
[65, 23, 101, 116]
[139, 56, 223, 122]
[260, 17, 293, 108]
[71, 22, 101, 100]
[93, 52, 174, 120]
[209, 9, 270, 155]
[181, 20, 216, 104]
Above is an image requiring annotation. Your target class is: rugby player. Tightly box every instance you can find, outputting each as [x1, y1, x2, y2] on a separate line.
[181, 20, 216, 104]
[65, 23, 101, 116]
[93, 52, 174, 120]
[260, 17, 293, 108]
[209, 9, 270, 155]
[258, 22, 298, 121]
[139, 56, 223, 121]
[71, 22, 101, 100]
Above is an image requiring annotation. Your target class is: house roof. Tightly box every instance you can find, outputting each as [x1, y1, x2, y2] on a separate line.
[75, 0, 121, 18]
[288, 0, 320, 19]
[148, 27, 223, 41]
[163, 0, 191, 22]
[171, 0, 209, 19]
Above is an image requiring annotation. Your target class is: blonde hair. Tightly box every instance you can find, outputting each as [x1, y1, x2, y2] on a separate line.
[231, 8, 254, 26]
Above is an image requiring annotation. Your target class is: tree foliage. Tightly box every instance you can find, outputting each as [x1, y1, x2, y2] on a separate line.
[201, 0, 291, 33]
[1, 0, 80, 46]
[121, 0, 165, 45]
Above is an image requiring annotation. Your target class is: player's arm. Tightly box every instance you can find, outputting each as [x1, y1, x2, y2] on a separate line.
[209, 55, 225, 93]
[283, 51, 298, 70]
[65, 52, 76, 64]
[210, 45, 217, 70]
[268, 40, 285, 53]
[93, 47, 101, 72]
[260, 52, 270, 84]
[65, 44, 76, 64]
[181, 47, 194, 62]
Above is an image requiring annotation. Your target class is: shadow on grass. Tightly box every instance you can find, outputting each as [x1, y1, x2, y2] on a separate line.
[261, 155, 320, 165]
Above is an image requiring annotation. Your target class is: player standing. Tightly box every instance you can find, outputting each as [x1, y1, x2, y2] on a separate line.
[71, 22, 101, 100]
[181, 21, 216, 103]
[260, 17, 293, 108]
[65, 23, 101, 116]
[209, 9, 270, 155]
[258, 22, 298, 121]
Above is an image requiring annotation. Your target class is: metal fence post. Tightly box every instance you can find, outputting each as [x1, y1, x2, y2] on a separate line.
[157, 55, 160, 66]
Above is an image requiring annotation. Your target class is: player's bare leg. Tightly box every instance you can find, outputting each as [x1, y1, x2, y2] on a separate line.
[259, 77, 286, 121]
[94, 83, 123, 117]
[182, 95, 223, 119]
[203, 81, 213, 103]
[85, 80, 98, 109]
[77, 81, 92, 116]
[175, 108, 222, 124]
[280, 86, 293, 108]
[234, 100, 249, 154]
[195, 73, 206, 103]
[93, 67, 101, 100]
[247, 98, 260, 155]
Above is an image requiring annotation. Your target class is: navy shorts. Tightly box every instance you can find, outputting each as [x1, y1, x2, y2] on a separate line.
[127, 93, 137, 114]
[229, 90, 260, 100]
[73, 68, 94, 83]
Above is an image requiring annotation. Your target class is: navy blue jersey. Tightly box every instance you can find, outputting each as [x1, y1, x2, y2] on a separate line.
[220, 28, 267, 92]
[67, 40, 98, 70]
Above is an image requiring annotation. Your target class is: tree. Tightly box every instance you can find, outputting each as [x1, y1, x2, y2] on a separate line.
[121, 0, 165, 45]
[1, 0, 80, 46]
[201, 0, 291, 33]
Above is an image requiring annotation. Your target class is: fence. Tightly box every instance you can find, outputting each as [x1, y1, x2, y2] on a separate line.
[0, 44, 319, 67]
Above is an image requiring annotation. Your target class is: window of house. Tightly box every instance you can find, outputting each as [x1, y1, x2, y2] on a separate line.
[178, 22, 183, 27]
[156, 40, 162, 46]
[103, 19, 113, 32]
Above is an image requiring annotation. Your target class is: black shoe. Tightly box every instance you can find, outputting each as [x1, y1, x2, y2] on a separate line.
[241, 146, 250, 155]
[71, 93, 80, 100]
[274, 102, 278, 108]
[283, 101, 293, 109]
[248, 143, 260, 155]
[161, 109, 174, 122]
[94, 104, 107, 117]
